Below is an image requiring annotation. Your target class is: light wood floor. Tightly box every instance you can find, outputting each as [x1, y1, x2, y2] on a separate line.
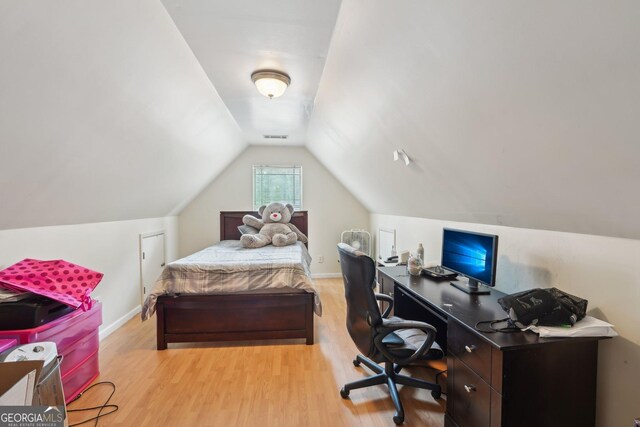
[67, 278, 446, 426]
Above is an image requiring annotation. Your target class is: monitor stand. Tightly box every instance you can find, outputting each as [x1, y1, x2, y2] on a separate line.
[450, 278, 490, 295]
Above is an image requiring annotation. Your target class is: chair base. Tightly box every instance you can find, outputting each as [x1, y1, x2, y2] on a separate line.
[340, 354, 442, 425]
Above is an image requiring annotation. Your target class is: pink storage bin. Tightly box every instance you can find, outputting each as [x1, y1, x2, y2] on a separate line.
[59, 329, 99, 377]
[0, 302, 102, 402]
[0, 338, 17, 352]
[62, 349, 99, 403]
[0, 301, 101, 351]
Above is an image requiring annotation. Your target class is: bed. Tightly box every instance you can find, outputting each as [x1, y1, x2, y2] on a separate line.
[142, 210, 319, 350]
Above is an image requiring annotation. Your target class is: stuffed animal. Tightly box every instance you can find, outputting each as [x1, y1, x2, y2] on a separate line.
[240, 202, 308, 248]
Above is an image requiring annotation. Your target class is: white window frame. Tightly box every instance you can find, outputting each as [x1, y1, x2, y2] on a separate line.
[252, 165, 303, 210]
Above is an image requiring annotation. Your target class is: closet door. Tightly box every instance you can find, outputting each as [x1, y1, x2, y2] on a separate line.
[140, 231, 165, 305]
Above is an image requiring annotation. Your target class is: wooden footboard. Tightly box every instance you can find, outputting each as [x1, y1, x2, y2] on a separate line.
[156, 292, 314, 350]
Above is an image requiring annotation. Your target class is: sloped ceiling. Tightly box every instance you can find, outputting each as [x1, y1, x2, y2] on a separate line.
[2, 1, 639, 240]
[0, 0, 245, 230]
[307, 0, 640, 239]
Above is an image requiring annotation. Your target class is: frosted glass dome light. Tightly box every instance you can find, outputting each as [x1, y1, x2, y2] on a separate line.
[251, 70, 291, 99]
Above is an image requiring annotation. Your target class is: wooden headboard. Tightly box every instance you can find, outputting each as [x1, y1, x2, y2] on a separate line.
[220, 211, 309, 246]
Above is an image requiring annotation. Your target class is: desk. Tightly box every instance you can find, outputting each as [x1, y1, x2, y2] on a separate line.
[377, 266, 605, 427]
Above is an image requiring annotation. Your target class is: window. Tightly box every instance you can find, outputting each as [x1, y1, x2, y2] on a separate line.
[252, 165, 302, 210]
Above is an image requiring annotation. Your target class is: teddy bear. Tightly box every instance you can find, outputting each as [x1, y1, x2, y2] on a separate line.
[240, 202, 308, 248]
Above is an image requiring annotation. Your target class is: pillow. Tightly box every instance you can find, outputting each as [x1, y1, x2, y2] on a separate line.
[238, 225, 259, 235]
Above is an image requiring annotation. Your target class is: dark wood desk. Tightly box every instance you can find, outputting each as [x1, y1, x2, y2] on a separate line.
[377, 266, 604, 427]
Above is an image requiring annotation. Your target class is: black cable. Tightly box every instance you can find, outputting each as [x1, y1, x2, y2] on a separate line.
[475, 318, 521, 333]
[68, 406, 118, 427]
[434, 369, 447, 396]
[67, 381, 118, 427]
[412, 365, 448, 397]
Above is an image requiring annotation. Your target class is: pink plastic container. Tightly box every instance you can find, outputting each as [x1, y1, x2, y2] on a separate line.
[62, 350, 99, 403]
[0, 301, 102, 402]
[0, 301, 101, 348]
[0, 338, 16, 352]
[59, 329, 99, 378]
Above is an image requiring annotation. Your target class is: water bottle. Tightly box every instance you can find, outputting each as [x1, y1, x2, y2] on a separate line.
[417, 243, 424, 262]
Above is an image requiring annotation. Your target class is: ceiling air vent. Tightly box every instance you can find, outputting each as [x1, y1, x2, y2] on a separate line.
[263, 135, 289, 140]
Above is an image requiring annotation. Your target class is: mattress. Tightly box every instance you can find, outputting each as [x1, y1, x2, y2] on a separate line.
[141, 241, 321, 319]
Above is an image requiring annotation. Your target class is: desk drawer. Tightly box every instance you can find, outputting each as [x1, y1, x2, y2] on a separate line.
[451, 358, 491, 427]
[448, 321, 492, 382]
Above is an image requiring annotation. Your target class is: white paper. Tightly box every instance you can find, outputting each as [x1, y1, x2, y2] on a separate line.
[529, 315, 618, 338]
[0, 369, 36, 405]
[0, 286, 33, 302]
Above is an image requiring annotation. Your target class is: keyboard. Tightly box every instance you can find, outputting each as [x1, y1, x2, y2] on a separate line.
[422, 266, 457, 278]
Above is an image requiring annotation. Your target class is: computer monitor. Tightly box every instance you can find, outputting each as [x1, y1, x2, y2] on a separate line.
[441, 228, 498, 295]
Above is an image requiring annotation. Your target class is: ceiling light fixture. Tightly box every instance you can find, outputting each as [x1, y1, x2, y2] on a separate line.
[251, 70, 291, 99]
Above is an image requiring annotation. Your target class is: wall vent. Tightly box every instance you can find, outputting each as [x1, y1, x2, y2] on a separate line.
[263, 135, 289, 139]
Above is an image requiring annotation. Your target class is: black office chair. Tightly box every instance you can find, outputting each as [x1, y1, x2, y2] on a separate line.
[337, 243, 444, 425]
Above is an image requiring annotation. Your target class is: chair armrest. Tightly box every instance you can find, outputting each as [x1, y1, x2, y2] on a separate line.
[381, 318, 436, 331]
[375, 293, 394, 318]
[374, 318, 438, 365]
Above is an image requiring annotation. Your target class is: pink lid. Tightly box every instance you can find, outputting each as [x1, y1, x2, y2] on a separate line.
[0, 339, 17, 353]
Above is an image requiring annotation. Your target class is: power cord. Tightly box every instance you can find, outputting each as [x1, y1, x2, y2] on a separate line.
[434, 368, 447, 397]
[475, 318, 521, 333]
[67, 381, 118, 427]
[412, 365, 448, 397]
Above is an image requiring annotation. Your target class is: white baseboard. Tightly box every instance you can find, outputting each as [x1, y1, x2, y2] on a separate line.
[99, 304, 141, 341]
[311, 272, 342, 279]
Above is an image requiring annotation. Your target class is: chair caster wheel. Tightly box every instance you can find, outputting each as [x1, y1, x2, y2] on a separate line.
[340, 387, 350, 399]
[431, 389, 442, 399]
[393, 415, 404, 425]
[353, 359, 360, 367]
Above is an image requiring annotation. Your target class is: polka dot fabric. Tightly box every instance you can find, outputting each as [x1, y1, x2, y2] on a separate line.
[0, 259, 103, 309]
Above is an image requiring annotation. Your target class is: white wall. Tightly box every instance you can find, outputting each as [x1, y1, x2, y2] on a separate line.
[309, 0, 640, 239]
[0, 217, 178, 337]
[371, 213, 640, 427]
[0, 0, 245, 230]
[179, 146, 369, 275]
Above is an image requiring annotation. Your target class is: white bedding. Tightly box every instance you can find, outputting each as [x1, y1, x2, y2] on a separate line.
[141, 241, 321, 320]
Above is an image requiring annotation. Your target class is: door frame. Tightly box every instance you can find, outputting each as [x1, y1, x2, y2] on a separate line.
[139, 230, 166, 306]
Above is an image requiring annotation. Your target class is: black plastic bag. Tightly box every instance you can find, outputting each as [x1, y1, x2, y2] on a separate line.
[548, 288, 588, 321]
[497, 288, 587, 328]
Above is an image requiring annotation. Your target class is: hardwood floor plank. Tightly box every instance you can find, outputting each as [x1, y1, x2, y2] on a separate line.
[67, 278, 445, 426]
